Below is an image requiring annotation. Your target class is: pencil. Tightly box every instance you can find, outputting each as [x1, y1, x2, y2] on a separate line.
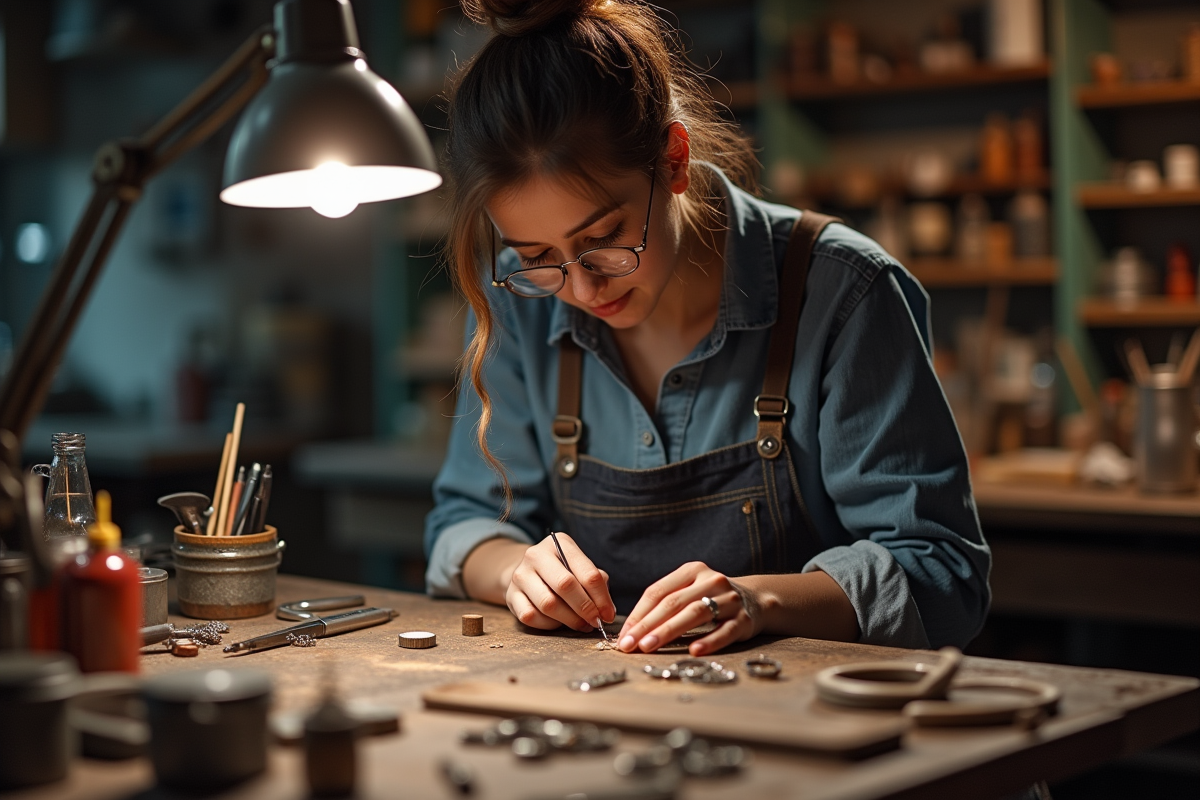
[214, 402, 245, 538]
[206, 433, 233, 535]
[225, 466, 245, 536]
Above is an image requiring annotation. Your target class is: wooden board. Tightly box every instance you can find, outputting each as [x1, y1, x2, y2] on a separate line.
[422, 681, 908, 759]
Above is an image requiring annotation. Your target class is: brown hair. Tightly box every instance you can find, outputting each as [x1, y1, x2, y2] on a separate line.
[444, 0, 758, 510]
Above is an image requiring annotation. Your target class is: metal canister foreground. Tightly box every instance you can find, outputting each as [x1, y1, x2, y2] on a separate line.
[172, 526, 285, 619]
[139, 567, 168, 627]
[142, 668, 272, 791]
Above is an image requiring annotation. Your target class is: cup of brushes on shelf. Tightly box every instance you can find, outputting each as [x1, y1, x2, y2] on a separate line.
[172, 404, 284, 620]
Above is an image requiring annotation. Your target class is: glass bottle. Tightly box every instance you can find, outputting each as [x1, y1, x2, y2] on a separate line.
[31, 432, 95, 551]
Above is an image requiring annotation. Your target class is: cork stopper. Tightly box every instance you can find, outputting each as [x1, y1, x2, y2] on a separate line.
[461, 614, 484, 636]
[87, 490, 122, 551]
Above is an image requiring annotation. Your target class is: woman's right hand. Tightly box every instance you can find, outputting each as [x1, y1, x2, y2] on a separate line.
[505, 532, 616, 631]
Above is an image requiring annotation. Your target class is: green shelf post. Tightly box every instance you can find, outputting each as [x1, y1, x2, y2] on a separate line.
[1049, 0, 1113, 406]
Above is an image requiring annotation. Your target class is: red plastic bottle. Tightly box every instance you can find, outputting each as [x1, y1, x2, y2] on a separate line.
[61, 491, 142, 673]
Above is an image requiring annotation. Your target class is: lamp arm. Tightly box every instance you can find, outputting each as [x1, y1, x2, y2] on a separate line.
[0, 25, 276, 564]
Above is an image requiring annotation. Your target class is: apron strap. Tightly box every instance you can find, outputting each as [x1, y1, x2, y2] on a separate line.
[755, 211, 840, 459]
[554, 337, 584, 478]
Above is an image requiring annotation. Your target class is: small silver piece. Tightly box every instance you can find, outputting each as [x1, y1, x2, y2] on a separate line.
[568, 669, 627, 692]
[643, 659, 737, 685]
[745, 655, 782, 679]
[700, 596, 719, 622]
[286, 633, 317, 647]
[399, 631, 437, 649]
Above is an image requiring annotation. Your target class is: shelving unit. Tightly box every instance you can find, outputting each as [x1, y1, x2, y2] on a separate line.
[1077, 79, 1200, 108]
[787, 62, 1051, 100]
[1078, 298, 1200, 327]
[908, 258, 1059, 288]
[1076, 184, 1200, 208]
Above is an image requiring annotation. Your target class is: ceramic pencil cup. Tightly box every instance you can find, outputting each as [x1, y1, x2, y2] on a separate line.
[173, 527, 285, 619]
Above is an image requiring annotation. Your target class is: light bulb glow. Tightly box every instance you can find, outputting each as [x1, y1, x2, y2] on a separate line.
[221, 164, 442, 214]
[310, 161, 359, 218]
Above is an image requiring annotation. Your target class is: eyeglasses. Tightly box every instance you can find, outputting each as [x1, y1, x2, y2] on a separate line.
[491, 172, 656, 298]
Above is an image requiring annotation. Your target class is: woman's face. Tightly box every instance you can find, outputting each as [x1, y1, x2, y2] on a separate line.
[486, 168, 684, 329]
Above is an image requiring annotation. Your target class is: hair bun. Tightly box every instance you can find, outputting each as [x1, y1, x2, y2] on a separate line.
[465, 0, 597, 37]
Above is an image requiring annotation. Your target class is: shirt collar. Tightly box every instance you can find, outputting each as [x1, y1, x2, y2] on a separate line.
[546, 162, 780, 347]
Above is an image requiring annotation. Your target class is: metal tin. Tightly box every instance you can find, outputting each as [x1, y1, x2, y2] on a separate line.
[1135, 375, 1200, 494]
[173, 526, 285, 619]
[0, 554, 31, 650]
[143, 668, 272, 790]
[0, 653, 80, 789]
[138, 567, 168, 627]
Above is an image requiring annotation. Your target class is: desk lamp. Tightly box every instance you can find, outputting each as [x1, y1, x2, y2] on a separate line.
[0, 0, 441, 577]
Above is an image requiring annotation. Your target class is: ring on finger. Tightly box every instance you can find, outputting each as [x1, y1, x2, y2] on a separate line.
[700, 595, 720, 622]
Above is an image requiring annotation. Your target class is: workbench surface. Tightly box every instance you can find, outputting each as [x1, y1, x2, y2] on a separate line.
[19, 574, 1200, 800]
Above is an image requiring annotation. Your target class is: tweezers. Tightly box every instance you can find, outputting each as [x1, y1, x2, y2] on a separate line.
[548, 530, 611, 645]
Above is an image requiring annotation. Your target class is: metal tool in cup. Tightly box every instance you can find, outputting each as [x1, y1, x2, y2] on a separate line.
[1126, 332, 1200, 494]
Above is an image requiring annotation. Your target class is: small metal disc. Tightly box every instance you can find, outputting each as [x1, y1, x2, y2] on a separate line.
[171, 640, 199, 658]
[398, 631, 437, 649]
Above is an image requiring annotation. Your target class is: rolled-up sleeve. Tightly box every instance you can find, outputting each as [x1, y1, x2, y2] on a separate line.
[423, 299, 554, 598]
[810, 264, 991, 649]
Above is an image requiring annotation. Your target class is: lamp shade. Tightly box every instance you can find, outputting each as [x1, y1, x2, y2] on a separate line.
[221, 0, 441, 217]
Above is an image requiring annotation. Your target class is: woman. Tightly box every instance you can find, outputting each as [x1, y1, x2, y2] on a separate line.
[424, 0, 990, 657]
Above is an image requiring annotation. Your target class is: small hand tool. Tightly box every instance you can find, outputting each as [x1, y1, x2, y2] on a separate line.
[277, 595, 366, 621]
[547, 530, 611, 645]
[157, 492, 210, 536]
[223, 607, 396, 654]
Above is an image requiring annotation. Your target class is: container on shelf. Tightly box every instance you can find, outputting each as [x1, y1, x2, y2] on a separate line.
[1135, 371, 1200, 494]
[1164, 145, 1198, 190]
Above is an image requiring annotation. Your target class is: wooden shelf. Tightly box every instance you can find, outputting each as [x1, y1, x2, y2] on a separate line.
[1077, 184, 1200, 208]
[788, 62, 1050, 101]
[908, 258, 1058, 288]
[1078, 79, 1200, 108]
[1079, 297, 1200, 327]
[808, 173, 1051, 207]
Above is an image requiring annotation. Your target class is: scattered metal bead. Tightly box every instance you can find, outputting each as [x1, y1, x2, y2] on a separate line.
[613, 728, 748, 782]
[488, 644, 504, 648]
[643, 659, 737, 684]
[744, 655, 782, 679]
[459, 715, 620, 761]
[568, 669, 627, 691]
[286, 633, 318, 647]
[439, 758, 475, 795]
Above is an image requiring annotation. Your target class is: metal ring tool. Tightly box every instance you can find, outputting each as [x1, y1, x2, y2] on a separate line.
[277, 595, 365, 621]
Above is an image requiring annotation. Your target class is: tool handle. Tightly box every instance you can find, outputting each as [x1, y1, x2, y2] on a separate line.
[321, 607, 397, 636]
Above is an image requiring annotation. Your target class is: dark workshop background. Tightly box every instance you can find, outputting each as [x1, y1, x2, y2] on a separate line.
[0, 1, 1198, 796]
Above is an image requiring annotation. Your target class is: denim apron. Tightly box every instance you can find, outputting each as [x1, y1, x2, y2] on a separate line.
[548, 212, 839, 613]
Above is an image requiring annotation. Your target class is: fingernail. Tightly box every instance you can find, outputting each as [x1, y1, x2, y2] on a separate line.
[639, 634, 659, 651]
[619, 635, 636, 651]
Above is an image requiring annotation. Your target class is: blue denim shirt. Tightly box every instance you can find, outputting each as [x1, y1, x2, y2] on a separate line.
[424, 165, 991, 650]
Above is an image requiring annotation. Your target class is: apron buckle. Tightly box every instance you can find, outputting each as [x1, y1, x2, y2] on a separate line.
[551, 415, 583, 444]
[753, 395, 789, 419]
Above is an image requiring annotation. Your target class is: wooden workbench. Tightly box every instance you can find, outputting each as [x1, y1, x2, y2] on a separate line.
[17, 575, 1199, 800]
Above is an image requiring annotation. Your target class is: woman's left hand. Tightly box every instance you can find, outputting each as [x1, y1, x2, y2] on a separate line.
[616, 562, 761, 657]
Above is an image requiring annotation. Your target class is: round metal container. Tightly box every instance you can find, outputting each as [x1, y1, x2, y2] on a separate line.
[0, 652, 80, 789]
[138, 567, 168, 627]
[143, 668, 272, 790]
[1135, 374, 1200, 494]
[173, 527, 284, 619]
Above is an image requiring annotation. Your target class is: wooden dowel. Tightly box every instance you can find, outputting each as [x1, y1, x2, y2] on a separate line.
[225, 479, 244, 537]
[1177, 327, 1200, 386]
[206, 433, 233, 536]
[1123, 338, 1151, 386]
[213, 402, 245, 538]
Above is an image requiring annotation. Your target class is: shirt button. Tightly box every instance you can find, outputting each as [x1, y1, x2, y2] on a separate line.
[668, 372, 684, 387]
[641, 431, 655, 446]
